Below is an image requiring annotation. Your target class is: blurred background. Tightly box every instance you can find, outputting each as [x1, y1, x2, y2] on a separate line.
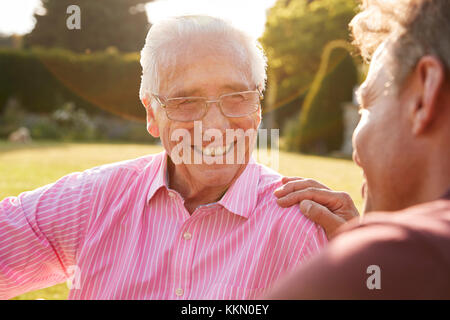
[0, 0, 365, 299]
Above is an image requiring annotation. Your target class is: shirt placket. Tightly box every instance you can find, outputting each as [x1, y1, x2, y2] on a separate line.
[171, 196, 203, 299]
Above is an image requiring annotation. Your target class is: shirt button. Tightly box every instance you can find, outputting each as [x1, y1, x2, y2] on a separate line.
[175, 288, 184, 296]
[183, 232, 192, 240]
[168, 191, 176, 199]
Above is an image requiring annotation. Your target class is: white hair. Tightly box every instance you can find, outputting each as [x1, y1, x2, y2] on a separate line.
[139, 15, 267, 104]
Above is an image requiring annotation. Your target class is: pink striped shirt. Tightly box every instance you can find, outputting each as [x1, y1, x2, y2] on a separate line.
[0, 151, 327, 300]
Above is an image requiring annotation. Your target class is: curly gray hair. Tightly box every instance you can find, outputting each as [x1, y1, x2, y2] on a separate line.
[350, 0, 450, 86]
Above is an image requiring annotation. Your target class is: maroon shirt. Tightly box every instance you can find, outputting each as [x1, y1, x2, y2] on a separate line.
[265, 193, 450, 299]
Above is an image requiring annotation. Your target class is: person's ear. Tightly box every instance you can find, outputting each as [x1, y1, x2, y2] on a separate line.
[411, 56, 445, 135]
[142, 96, 160, 137]
[256, 90, 263, 126]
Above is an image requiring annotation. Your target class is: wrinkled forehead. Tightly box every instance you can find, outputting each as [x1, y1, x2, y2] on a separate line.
[369, 40, 395, 77]
[158, 38, 252, 94]
[361, 40, 396, 92]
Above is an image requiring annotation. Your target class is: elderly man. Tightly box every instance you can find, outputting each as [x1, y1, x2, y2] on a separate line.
[267, 0, 450, 299]
[0, 16, 326, 300]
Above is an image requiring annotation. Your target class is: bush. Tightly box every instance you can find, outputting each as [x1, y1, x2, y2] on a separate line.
[51, 102, 97, 141]
[0, 98, 26, 138]
[27, 116, 63, 140]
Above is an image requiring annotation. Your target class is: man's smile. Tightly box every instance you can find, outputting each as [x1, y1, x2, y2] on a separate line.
[192, 140, 235, 157]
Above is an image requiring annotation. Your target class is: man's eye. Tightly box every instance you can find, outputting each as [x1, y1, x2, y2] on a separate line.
[179, 99, 200, 106]
[223, 94, 250, 105]
[228, 94, 245, 101]
[167, 99, 194, 107]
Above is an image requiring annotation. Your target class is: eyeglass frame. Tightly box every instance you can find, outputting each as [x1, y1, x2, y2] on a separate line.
[149, 89, 264, 122]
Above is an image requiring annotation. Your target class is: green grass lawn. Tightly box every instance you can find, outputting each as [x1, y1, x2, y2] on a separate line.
[0, 141, 363, 300]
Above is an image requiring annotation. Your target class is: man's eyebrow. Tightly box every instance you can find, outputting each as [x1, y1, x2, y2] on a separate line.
[168, 82, 251, 98]
[356, 83, 375, 107]
[222, 82, 252, 92]
[168, 89, 201, 98]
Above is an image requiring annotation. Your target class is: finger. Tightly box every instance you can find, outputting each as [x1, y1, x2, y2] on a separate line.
[275, 178, 304, 197]
[300, 200, 344, 239]
[274, 179, 330, 198]
[281, 176, 304, 184]
[276, 187, 345, 209]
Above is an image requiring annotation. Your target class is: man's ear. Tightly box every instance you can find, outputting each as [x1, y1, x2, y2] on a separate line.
[411, 56, 445, 135]
[142, 97, 160, 137]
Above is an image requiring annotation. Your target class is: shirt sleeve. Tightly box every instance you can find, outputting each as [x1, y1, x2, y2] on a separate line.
[0, 170, 96, 299]
[302, 221, 328, 261]
[287, 218, 328, 267]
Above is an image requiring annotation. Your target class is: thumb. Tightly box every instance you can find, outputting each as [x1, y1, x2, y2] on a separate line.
[299, 200, 343, 239]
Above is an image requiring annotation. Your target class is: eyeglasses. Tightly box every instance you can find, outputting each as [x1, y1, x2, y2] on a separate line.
[151, 90, 263, 122]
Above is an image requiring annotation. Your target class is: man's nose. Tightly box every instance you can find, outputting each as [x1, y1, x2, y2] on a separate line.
[201, 101, 231, 131]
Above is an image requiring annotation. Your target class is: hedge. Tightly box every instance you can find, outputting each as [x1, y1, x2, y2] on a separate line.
[0, 48, 146, 121]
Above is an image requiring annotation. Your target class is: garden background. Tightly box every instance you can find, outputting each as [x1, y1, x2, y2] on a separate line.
[0, 0, 365, 299]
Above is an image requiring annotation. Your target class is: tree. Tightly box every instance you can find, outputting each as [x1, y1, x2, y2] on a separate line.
[25, 0, 151, 52]
[260, 0, 358, 131]
[285, 41, 358, 154]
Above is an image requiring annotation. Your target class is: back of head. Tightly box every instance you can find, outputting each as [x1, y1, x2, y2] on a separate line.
[139, 15, 267, 102]
[350, 0, 450, 87]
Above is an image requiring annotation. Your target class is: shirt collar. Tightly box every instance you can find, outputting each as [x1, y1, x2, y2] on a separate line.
[146, 151, 261, 219]
[217, 157, 260, 219]
[146, 151, 169, 202]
